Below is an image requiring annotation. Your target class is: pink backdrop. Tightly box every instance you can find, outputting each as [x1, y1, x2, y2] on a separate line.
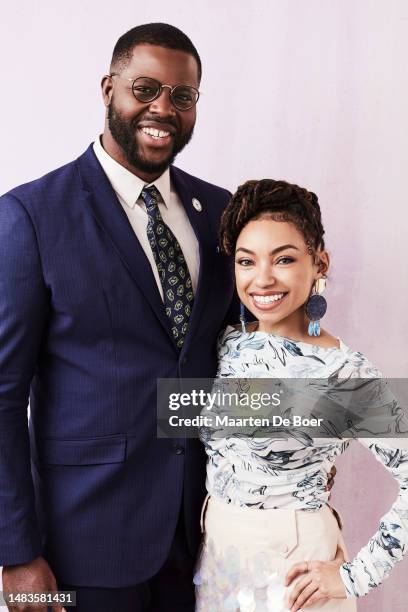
[1, 1, 407, 610]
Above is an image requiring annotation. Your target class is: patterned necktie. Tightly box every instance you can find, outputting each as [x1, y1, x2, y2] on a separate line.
[141, 185, 194, 350]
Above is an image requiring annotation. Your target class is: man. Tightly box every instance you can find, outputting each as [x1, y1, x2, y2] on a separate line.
[0, 23, 236, 611]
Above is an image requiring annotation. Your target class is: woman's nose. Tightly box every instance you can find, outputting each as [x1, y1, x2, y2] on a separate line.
[254, 264, 276, 287]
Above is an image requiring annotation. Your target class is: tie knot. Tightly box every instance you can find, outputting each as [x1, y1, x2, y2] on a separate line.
[141, 185, 161, 212]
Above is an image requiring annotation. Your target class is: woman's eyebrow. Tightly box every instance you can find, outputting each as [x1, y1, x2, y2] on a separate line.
[235, 244, 300, 255]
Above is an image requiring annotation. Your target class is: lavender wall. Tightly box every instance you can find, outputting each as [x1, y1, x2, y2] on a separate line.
[1, 1, 407, 610]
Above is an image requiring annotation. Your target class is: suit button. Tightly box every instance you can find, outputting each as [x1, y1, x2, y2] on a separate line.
[173, 444, 185, 455]
[180, 356, 187, 365]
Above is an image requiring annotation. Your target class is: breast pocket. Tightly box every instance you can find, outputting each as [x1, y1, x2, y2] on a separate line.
[52, 288, 113, 338]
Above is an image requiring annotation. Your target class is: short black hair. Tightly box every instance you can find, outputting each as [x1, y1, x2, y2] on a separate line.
[110, 22, 202, 82]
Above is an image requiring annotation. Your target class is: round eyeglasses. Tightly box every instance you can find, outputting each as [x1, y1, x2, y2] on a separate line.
[109, 74, 200, 111]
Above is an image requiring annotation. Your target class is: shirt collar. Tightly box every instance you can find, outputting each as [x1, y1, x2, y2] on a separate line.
[93, 135, 171, 209]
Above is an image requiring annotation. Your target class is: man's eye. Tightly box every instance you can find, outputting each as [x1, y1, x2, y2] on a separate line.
[175, 93, 193, 103]
[134, 86, 155, 94]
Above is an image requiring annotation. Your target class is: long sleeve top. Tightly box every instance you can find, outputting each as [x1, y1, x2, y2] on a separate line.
[200, 326, 408, 598]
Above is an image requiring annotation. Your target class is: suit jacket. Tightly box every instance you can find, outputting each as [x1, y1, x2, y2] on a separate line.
[0, 144, 236, 586]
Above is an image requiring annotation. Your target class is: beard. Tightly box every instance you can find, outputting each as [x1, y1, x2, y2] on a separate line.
[107, 100, 194, 176]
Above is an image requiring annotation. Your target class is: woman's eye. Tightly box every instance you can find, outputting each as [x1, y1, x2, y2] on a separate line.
[276, 256, 295, 264]
[236, 258, 253, 266]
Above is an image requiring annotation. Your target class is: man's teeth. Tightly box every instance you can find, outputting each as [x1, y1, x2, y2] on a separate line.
[253, 293, 285, 304]
[140, 127, 171, 139]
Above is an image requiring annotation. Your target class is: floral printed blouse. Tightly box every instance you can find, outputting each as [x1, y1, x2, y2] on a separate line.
[199, 326, 408, 598]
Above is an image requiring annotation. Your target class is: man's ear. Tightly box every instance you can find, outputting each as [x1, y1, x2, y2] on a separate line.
[101, 75, 114, 107]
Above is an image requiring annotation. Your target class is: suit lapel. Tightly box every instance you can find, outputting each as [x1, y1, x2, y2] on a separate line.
[76, 145, 215, 355]
[76, 145, 177, 349]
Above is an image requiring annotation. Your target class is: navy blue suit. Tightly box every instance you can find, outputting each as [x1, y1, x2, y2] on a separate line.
[0, 145, 236, 590]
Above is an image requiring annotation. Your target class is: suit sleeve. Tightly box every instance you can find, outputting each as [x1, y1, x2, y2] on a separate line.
[221, 288, 240, 329]
[0, 193, 49, 565]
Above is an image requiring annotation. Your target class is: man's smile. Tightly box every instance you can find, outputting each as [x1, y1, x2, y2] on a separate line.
[136, 120, 177, 148]
[140, 127, 171, 138]
[138, 126, 174, 148]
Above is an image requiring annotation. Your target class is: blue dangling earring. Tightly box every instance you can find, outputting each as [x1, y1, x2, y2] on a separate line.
[305, 278, 327, 337]
[240, 302, 247, 333]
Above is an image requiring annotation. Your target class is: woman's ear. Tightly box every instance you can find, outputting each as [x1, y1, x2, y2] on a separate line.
[315, 250, 330, 278]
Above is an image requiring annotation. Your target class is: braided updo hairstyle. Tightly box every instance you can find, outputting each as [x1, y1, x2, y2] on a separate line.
[219, 179, 325, 257]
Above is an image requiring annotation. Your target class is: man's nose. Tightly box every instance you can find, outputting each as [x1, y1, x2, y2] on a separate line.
[148, 86, 176, 115]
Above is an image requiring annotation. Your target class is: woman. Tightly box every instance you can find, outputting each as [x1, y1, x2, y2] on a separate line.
[194, 179, 408, 611]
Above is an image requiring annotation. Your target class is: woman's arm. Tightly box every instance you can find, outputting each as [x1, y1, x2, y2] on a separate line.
[339, 437, 408, 597]
[286, 358, 408, 609]
[286, 438, 408, 611]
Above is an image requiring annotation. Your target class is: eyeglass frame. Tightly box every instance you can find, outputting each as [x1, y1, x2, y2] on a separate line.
[107, 73, 201, 111]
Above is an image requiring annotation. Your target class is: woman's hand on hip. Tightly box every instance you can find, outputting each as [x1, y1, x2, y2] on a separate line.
[285, 558, 347, 611]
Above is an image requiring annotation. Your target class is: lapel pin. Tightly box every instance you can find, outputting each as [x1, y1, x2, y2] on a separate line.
[192, 197, 202, 212]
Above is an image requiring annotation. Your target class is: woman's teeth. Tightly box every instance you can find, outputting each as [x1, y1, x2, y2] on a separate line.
[253, 293, 284, 304]
[140, 127, 171, 139]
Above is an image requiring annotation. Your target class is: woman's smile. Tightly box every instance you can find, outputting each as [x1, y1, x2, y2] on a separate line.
[249, 291, 288, 310]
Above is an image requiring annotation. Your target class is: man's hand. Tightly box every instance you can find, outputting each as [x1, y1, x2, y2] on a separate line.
[285, 557, 347, 611]
[326, 465, 337, 493]
[333, 544, 346, 564]
[2, 556, 65, 612]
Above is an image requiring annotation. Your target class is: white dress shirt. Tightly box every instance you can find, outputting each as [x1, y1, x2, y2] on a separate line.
[93, 136, 200, 300]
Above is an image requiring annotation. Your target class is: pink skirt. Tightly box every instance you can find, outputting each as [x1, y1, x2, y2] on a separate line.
[195, 495, 356, 612]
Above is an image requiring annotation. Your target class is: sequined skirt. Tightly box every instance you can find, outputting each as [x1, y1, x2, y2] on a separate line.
[194, 495, 356, 612]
